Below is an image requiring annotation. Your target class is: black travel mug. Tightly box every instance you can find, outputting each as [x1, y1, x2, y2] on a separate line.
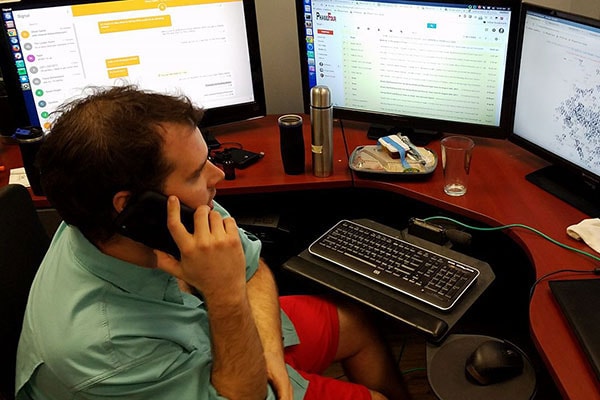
[278, 114, 305, 175]
[13, 126, 45, 196]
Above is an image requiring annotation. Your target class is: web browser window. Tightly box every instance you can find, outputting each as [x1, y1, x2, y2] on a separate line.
[303, 0, 512, 126]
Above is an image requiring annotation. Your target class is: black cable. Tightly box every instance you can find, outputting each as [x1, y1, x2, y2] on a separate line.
[338, 119, 349, 157]
[529, 268, 600, 300]
[338, 119, 356, 185]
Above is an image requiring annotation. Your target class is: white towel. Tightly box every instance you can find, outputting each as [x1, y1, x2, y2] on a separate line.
[567, 218, 600, 254]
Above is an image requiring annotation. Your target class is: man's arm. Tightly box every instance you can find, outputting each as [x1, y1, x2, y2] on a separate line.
[207, 284, 267, 399]
[156, 199, 268, 399]
[247, 260, 294, 400]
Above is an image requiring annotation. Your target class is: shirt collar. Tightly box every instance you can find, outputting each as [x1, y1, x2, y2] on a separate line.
[65, 224, 185, 304]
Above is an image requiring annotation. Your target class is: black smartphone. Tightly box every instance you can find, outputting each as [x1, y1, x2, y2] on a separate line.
[113, 191, 195, 259]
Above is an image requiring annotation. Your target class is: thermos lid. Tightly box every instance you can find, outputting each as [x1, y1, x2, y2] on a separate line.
[310, 85, 331, 108]
[13, 126, 44, 143]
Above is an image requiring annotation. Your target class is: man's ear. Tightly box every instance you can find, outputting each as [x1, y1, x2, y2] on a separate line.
[113, 191, 132, 213]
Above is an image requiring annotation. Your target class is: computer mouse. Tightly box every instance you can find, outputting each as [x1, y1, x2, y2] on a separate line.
[465, 340, 524, 385]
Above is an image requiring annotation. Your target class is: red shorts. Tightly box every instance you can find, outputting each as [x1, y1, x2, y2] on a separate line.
[280, 295, 371, 400]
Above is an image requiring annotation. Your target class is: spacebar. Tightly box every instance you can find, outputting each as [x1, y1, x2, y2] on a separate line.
[282, 255, 448, 340]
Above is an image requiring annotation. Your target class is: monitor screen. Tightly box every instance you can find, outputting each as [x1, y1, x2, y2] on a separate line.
[512, 3, 600, 216]
[0, 0, 265, 134]
[296, 0, 519, 139]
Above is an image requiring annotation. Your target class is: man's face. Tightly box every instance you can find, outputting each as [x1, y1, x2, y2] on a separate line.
[161, 123, 225, 209]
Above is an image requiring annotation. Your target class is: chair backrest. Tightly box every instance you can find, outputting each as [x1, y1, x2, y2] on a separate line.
[0, 185, 50, 400]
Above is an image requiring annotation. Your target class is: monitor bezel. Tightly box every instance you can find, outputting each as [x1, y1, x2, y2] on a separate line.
[0, 0, 266, 134]
[295, 0, 521, 139]
[509, 3, 600, 188]
[509, 2, 600, 216]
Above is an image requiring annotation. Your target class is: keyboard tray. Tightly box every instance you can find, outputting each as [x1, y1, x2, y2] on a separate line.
[283, 219, 496, 343]
[308, 219, 480, 311]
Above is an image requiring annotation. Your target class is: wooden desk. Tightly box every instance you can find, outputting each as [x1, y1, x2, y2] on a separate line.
[342, 120, 600, 400]
[1, 116, 598, 398]
[209, 115, 353, 195]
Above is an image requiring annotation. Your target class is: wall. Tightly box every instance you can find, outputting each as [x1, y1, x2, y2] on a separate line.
[525, 0, 600, 17]
[254, 0, 305, 115]
[255, 0, 600, 115]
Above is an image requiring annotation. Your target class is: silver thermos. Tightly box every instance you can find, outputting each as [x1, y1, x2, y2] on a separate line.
[310, 85, 333, 177]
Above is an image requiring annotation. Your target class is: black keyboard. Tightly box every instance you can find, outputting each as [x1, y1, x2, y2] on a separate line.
[308, 220, 480, 311]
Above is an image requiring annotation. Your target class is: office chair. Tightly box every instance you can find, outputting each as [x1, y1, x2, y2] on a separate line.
[0, 184, 50, 400]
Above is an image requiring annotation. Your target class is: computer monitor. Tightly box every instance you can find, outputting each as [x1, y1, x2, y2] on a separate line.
[511, 3, 600, 216]
[0, 0, 265, 135]
[296, 0, 519, 140]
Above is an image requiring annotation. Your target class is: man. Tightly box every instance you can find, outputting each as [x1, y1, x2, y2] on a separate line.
[16, 86, 411, 399]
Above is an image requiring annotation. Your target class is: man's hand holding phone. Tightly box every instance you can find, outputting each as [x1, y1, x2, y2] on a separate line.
[154, 196, 247, 301]
[156, 197, 268, 398]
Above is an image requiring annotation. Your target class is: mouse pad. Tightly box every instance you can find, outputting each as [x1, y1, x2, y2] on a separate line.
[426, 334, 536, 400]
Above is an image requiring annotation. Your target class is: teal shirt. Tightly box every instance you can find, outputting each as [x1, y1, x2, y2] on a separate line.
[16, 201, 308, 399]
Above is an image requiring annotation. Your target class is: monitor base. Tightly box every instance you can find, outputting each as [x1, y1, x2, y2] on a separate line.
[526, 165, 600, 217]
[366, 124, 441, 146]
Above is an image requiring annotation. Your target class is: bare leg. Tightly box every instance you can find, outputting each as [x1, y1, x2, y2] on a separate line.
[334, 300, 412, 400]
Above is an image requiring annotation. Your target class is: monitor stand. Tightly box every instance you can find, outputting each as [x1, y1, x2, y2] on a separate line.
[526, 165, 600, 217]
[366, 125, 440, 146]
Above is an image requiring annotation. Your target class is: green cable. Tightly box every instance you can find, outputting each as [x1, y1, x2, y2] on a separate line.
[401, 367, 427, 375]
[422, 215, 600, 263]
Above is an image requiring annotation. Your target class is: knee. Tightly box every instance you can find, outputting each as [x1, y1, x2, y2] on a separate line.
[337, 300, 377, 337]
[335, 300, 384, 358]
[338, 299, 368, 323]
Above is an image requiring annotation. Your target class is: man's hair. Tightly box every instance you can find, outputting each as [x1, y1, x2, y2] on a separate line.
[37, 85, 204, 243]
